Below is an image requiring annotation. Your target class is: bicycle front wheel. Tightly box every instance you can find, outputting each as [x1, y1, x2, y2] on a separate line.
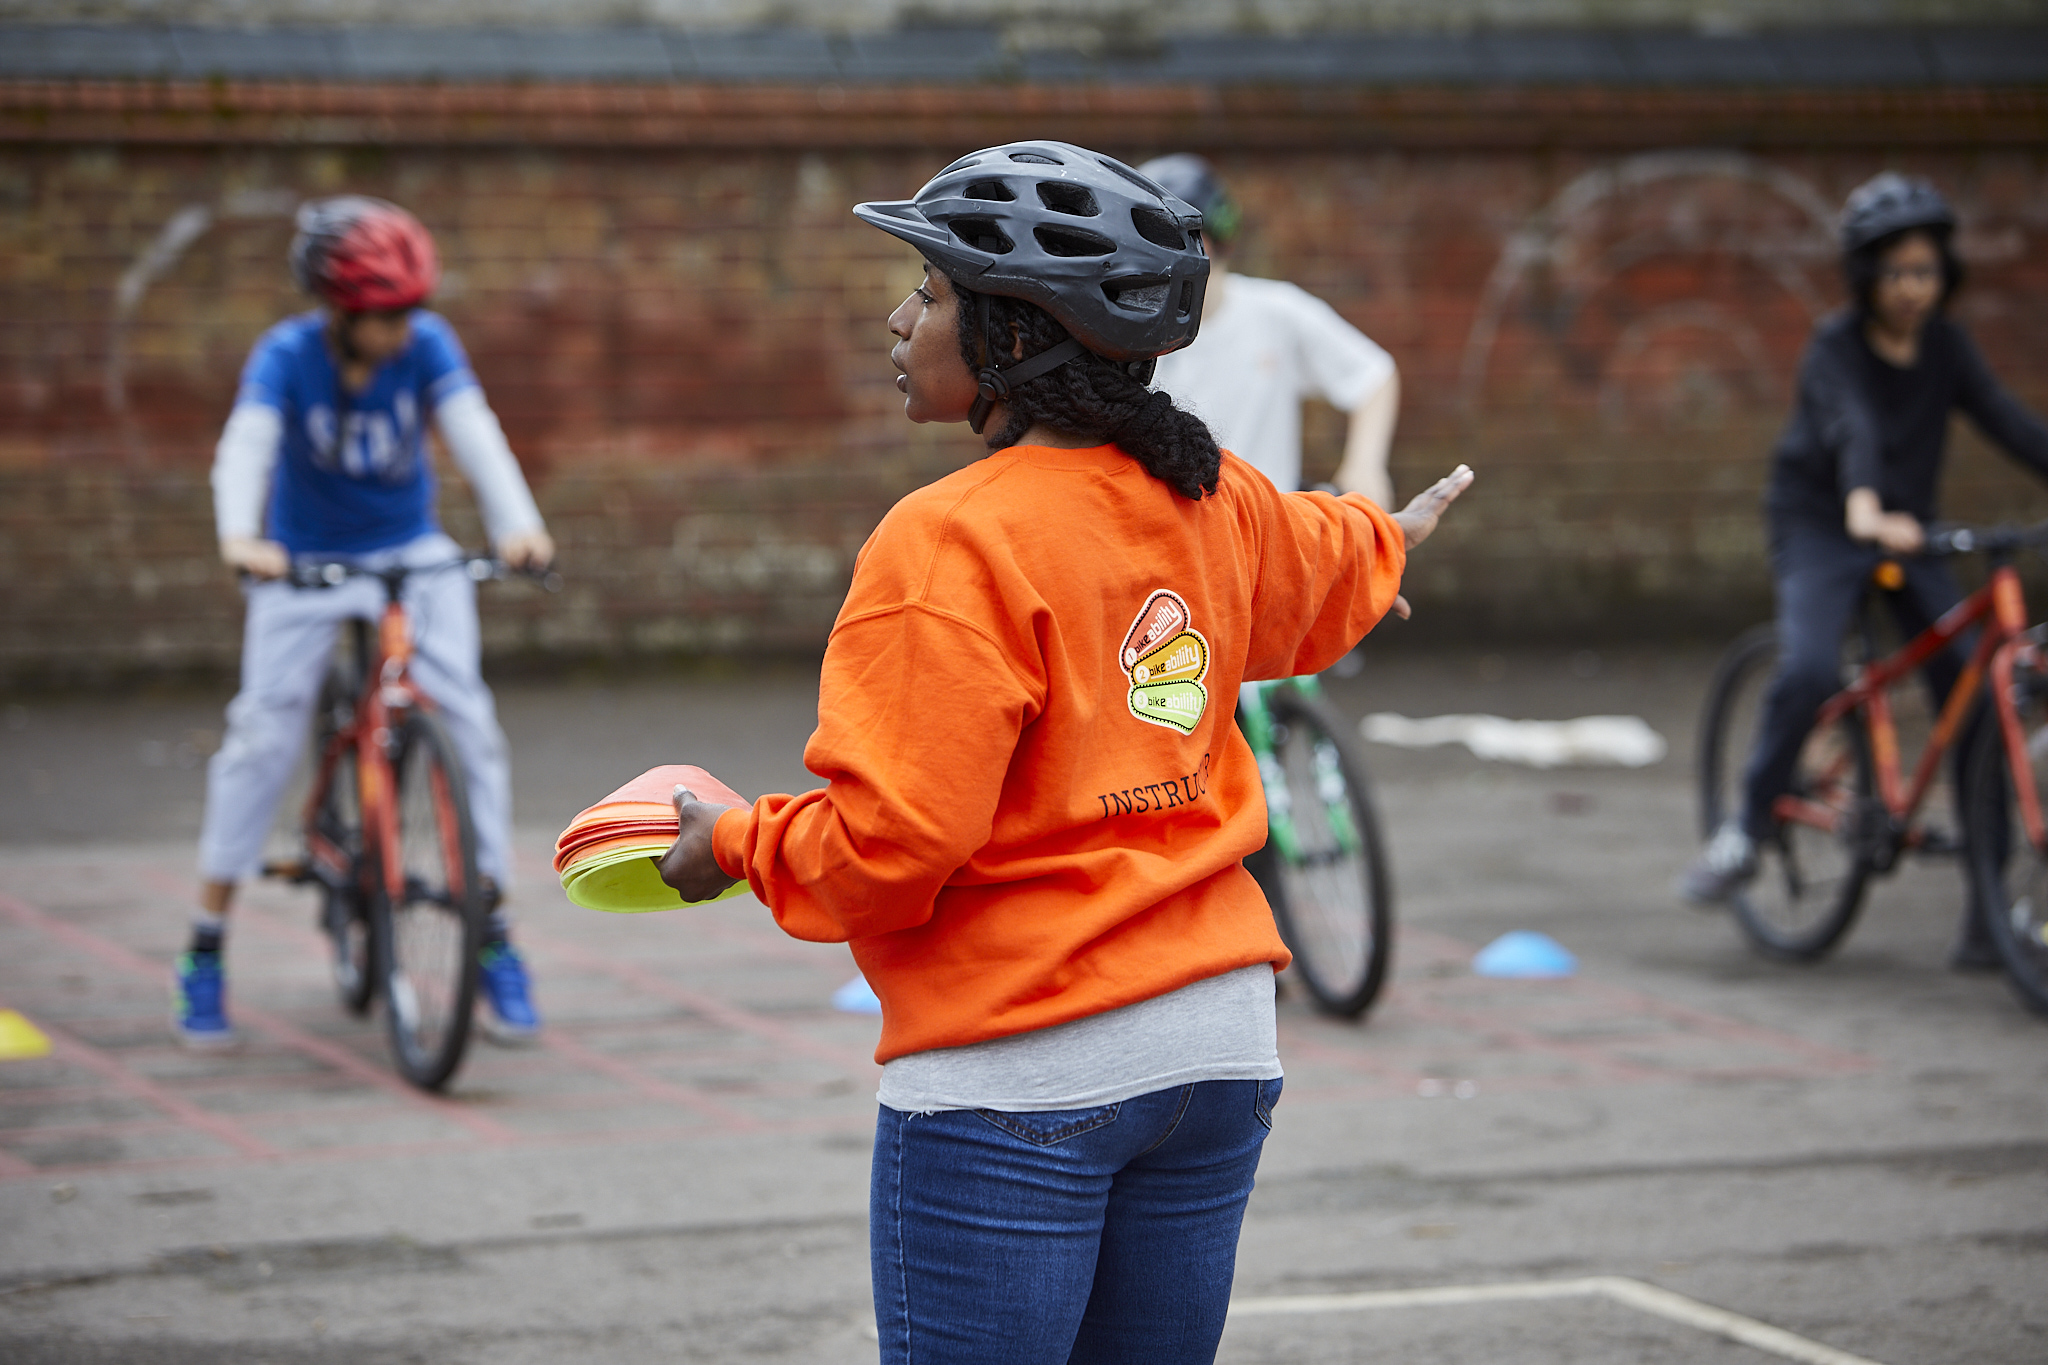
[1964, 676, 2048, 1017]
[1255, 683, 1393, 1019]
[1700, 629, 1876, 960]
[1698, 625, 1778, 838]
[374, 711, 484, 1091]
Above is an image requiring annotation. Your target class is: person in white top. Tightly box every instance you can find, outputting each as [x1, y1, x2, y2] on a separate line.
[1142, 154, 1400, 505]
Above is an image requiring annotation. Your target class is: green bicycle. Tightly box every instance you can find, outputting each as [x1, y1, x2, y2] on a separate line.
[1238, 676, 1393, 1019]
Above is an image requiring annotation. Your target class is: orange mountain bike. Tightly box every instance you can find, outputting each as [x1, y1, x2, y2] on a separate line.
[268, 555, 557, 1089]
[1697, 522, 2048, 1015]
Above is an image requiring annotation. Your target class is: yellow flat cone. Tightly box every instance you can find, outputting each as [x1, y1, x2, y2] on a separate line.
[564, 853, 752, 913]
[0, 1010, 52, 1061]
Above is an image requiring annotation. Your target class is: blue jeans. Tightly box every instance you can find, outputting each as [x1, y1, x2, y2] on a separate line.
[871, 1078, 1281, 1365]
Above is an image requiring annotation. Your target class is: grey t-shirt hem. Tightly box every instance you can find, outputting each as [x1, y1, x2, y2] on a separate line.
[877, 962, 1281, 1114]
[880, 1058, 1283, 1114]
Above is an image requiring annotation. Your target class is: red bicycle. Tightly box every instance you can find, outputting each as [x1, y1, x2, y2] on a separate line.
[1697, 522, 2048, 1015]
[270, 555, 556, 1089]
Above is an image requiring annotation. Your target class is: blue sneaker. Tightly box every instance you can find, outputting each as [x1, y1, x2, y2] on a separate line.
[477, 943, 540, 1045]
[172, 951, 237, 1051]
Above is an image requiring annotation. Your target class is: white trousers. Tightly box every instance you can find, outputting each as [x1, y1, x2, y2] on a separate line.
[196, 533, 514, 889]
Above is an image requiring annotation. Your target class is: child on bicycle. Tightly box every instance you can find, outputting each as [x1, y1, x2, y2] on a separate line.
[654, 141, 1471, 1364]
[1678, 173, 2048, 968]
[1140, 153, 1401, 505]
[177, 196, 553, 1048]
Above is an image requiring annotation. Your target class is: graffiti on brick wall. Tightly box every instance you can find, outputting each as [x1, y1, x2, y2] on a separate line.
[6, 140, 2043, 678]
[1457, 151, 1839, 433]
[105, 189, 298, 418]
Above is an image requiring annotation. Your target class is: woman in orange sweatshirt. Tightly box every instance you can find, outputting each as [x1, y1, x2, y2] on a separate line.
[660, 141, 1471, 1365]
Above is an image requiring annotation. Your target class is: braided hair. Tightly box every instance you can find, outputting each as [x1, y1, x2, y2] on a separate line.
[952, 283, 1223, 501]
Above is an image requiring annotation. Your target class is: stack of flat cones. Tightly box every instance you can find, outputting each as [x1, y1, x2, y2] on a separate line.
[555, 765, 749, 912]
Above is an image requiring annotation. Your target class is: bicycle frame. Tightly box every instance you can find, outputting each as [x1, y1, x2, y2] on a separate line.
[1786, 557, 2047, 853]
[1239, 675, 1363, 862]
[300, 589, 464, 913]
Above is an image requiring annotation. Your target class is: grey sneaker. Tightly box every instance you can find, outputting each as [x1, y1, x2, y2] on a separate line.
[1676, 821, 1759, 907]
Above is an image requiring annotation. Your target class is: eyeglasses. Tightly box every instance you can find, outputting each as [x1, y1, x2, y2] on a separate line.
[1878, 264, 1941, 285]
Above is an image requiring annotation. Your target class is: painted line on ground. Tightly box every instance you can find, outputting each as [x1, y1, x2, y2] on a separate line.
[1228, 1275, 1887, 1365]
[0, 890, 521, 1145]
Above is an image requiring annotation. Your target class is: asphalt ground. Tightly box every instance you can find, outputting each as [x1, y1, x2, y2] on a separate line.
[1, 645, 2044, 1364]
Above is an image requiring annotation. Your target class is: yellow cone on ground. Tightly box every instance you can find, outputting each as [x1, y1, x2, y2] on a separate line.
[0, 1010, 52, 1061]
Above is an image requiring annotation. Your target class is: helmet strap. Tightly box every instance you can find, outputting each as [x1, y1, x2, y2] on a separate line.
[969, 292, 997, 435]
[331, 311, 364, 365]
[968, 291, 1092, 436]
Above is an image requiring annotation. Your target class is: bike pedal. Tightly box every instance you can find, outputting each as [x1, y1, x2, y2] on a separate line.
[262, 857, 312, 883]
[1915, 827, 1962, 857]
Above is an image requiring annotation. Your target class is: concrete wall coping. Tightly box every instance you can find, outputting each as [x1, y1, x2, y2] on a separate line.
[5, 79, 2043, 150]
[2, 22, 2044, 87]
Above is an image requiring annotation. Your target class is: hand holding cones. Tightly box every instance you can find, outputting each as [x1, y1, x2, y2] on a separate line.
[555, 765, 750, 912]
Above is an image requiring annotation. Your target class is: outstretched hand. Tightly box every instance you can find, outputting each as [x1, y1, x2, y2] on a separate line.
[1385, 465, 1475, 621]
[1392, 465, 1474, 550]
[654, 786, 742, 904]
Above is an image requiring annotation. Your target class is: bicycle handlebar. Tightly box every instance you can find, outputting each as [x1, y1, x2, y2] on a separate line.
[1922, 521, 2048, 559]
[281, 555, 564, 595]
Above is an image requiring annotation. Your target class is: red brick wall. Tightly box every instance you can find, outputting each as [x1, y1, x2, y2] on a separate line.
[3, 83, 2046, 681]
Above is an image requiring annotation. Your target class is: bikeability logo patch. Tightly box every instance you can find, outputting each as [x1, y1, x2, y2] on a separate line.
[1120, 589, 1210, 735]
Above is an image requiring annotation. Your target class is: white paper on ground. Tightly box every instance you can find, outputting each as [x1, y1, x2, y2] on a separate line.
[1360, 713, 1668, 769]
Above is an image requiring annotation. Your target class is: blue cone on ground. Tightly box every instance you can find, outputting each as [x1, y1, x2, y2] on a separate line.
[1472, 931, 1577, 979]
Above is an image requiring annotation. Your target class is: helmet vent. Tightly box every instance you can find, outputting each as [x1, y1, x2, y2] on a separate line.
[950, 217, 1016, 254]
[950, 217, 1015, 254]
[1177, 280, 1196, 319]
[1037, 182, 1100, 217]
[1104, 277, 1171, 313]
[1009, 151, 1065, 165]
[963, 179, 1017, 202]
[1034, 225, 1117, 258]
[1130, 206, 1186, 250]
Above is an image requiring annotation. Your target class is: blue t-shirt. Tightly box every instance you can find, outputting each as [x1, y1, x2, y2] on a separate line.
[236, 310, 480, 554]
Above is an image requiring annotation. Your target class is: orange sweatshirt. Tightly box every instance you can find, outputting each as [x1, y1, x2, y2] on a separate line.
[714, 443, 1406, 1062]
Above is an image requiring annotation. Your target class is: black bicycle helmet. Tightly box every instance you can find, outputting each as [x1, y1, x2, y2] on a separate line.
[855, 140, 1210, 430]
[1840, 172, 1956, 254]
[1137, 154, 1241, 246]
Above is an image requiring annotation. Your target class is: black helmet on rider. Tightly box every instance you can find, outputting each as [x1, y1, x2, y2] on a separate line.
[1840, 172, 1955, 254]
[1136, 154, 1241, 247]
[1839, 172, 1963, 317]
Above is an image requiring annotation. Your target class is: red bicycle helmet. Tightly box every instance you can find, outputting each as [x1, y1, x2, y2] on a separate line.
[289, 196, 439, 312]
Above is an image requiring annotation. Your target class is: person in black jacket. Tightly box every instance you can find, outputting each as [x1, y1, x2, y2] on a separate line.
[1678, 173, 2048, 968]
